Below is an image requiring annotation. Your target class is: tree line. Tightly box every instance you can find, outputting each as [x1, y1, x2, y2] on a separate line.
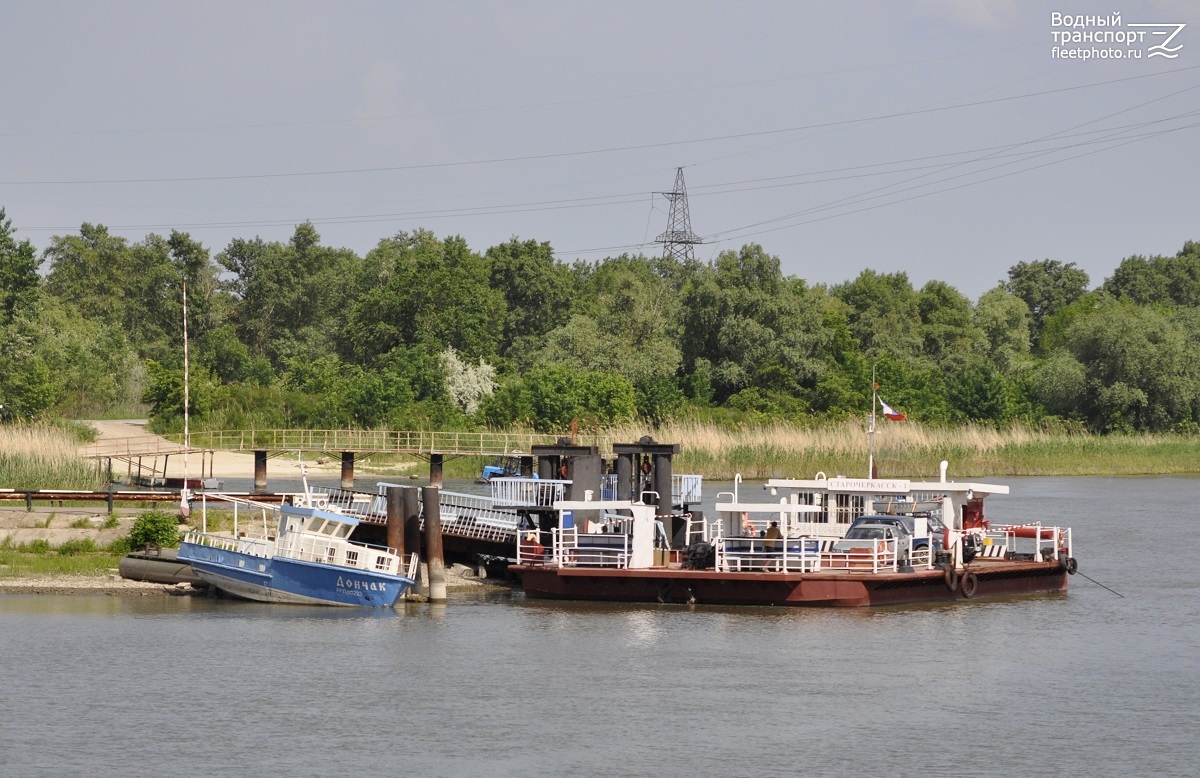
[2, 206, 1199, 434]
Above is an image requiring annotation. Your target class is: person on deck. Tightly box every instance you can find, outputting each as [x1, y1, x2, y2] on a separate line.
[764, 520, 783, 551]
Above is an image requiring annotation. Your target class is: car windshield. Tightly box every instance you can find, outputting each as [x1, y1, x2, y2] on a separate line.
[845, 526, 886, 539]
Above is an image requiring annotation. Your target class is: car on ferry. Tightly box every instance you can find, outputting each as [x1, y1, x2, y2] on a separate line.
[849, 514, 943, 561]
[832, 523, 906, 561]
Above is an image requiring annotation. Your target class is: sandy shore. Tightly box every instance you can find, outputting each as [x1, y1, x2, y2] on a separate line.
[84, 419, 322, 480]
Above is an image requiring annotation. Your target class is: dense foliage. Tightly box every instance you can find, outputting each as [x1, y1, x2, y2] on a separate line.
[2, 203, 1199, 433]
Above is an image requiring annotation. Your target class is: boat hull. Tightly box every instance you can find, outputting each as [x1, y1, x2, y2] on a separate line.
[179, 542, 412, 607]
[511, 560, 1067, 607]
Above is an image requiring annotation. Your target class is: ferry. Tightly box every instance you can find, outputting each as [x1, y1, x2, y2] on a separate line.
[178, 495, 417, 607]
[510, 461, 1077, 607]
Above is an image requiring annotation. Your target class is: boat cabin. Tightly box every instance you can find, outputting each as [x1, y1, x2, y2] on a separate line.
[278, 503, 359, 540]
[517, 497, 667, 569]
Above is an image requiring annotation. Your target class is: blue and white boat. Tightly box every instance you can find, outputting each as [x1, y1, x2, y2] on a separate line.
[179, 499, 417, 607]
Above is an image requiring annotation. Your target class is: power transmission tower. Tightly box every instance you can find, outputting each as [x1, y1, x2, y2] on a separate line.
[655, 167, 702, 262]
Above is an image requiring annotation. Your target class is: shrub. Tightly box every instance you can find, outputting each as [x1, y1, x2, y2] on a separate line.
[106, 536, 134, 555]
[21, 539, 52, 553]
[101, 515, 121, 529]
[127, 510, 182, 549]
[58, 538, 97, 556]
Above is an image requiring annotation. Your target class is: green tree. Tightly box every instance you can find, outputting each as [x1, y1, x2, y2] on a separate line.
[1004, 259, 1089, 350]
[528, 255, 682, 386]
[1063, 301, 1197, 431]
[680, 244, 824, 402]
[1103, 242, 1200, 307]
[219, 223, 360, 369]
[831, 270, 922, 359]
[0, 208, 40, 326]
[974, 286, 1031, 374]
[916, 280, 983, 372]
[344, 229, 504, 362]
[486, 237, 575, 355]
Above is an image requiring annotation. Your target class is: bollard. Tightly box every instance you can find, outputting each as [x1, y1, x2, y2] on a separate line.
[429, 453, 444, 486]
[385, 486, 404, 557]
[422, 486, 447, 603]
[402, 487, 424, 597]
[340, 452, 355, 489]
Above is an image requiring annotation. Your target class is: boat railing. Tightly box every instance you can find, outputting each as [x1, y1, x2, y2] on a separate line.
[683, 513, 710, 546]
[992, 524, 1072, 561]
[553, 526, 631, 569]
[308, 486, 385, 519]
[601, 474, 703, 505]
[183, 530, 272, 557]
[490, 478, 568, 506]
[819, 537, 935, 573]
[276, 534, 406, 575]
[714, 536, 824, 573]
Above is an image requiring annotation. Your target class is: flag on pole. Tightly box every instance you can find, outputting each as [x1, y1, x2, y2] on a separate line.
[879, 397, 906, 421]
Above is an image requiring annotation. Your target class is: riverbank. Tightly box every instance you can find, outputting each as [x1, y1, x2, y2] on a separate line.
[0, 574, 188, 596]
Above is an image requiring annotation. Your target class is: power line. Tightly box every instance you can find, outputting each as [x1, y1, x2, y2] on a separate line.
[4, 65, 1197, 187]
[0, 42, 1044, 139]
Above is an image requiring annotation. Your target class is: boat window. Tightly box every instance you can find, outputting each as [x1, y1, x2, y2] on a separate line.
[337, 524, 352, 539]
[346, 550, 359, 566]
[307, 518, 326, 534]
[321, 521, 340, 536]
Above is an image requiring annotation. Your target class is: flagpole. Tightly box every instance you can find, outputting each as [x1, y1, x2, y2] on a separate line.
[868, 365, 876, 479]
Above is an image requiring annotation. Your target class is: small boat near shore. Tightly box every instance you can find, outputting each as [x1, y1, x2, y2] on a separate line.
[178, 495, 417, 607]
[510, 461, 1077, 607]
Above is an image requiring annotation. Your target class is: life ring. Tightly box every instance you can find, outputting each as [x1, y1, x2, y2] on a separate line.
[961, 571, 979, 599]
[942, 564, 959, 591]
[1064, 557, 1079, 575]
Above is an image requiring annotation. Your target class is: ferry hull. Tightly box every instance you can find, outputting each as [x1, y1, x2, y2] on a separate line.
[179, 543, 412, 607]
[512, 561, 1067, 607]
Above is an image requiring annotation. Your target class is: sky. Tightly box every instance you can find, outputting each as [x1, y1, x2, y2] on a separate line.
[2, 0, 1198, 299]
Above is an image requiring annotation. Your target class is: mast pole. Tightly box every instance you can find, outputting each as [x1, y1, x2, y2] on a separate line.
[182, 279, 191, 517]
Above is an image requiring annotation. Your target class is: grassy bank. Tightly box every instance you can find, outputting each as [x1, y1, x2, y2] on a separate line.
[600, 420, 1200, 479]
[0, 543, 124, 578]
[0, 425, 105, 489]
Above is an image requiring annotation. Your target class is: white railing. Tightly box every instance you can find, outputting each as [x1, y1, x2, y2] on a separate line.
[714, 536, 823, 573]
[490, 478, 568, 506]
[675, 475, 702, 505]
[992, 524, 1072, 561]
[309, 486, 385, 519]
[598, 474, 703, 505]
[182, 531, 272, 558]
[554, 526, 631, 569]
[438, 505, 520, 543]
[372, 483, 524, 544]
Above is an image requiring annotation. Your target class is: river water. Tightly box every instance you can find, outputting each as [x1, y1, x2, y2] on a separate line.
[2, 475, 1198, 777]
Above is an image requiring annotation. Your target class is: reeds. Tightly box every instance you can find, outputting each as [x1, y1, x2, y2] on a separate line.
[599, 420, 1200, 478]
[0, 424, 105, 489]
